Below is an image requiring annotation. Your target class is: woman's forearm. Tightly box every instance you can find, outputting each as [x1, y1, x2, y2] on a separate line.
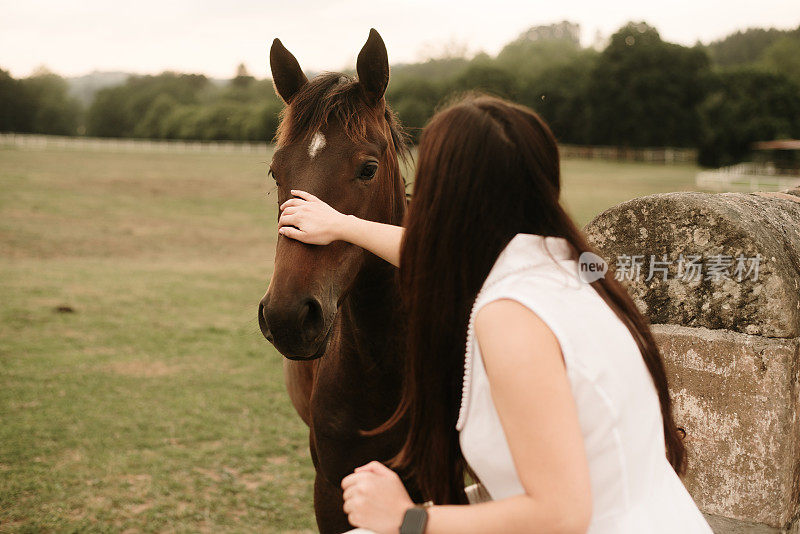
[339, 216, 404, 268]
[425, 495, 588, 534]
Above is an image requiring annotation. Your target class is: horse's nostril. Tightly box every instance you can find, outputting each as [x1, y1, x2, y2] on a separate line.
[299, 298, 324, 343]
[258, 302, 273, 343]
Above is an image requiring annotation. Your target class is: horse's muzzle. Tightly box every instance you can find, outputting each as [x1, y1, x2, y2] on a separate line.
[259, 296, 328, 360]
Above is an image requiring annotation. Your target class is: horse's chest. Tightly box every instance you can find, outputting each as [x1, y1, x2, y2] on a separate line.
[309, 365, 400, 474]
[310, 369, 395, 438]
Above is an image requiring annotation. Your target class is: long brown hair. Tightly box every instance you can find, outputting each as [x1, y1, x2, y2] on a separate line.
[379, 94, 685, 504]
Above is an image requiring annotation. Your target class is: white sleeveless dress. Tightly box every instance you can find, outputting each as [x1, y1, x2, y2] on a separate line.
[457, 233, 712, 533]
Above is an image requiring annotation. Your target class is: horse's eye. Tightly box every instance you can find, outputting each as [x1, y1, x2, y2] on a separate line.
[268, 168, 281, 186]
[359, 162, 378, 180]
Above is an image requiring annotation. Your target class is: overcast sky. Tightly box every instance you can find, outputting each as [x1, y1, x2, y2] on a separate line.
[1, 0, 799, 79]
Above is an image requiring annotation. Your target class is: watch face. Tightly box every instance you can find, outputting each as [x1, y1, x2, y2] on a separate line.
[400, 506, 428, 534]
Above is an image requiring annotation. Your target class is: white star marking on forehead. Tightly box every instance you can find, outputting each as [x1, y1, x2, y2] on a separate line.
[308, 132, 326, 159]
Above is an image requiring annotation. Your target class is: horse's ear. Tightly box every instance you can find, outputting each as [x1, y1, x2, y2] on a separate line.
[356, 28, 389, 106]
[270, 38, 309, 104]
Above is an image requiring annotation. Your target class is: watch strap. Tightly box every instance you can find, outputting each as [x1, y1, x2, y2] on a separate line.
[399, 505, 428, 534]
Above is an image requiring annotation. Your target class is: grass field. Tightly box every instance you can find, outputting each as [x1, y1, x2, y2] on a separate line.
[0, 146, 701, 532]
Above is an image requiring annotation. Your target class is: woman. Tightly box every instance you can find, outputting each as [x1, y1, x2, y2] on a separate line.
[277, 95, 712, 534]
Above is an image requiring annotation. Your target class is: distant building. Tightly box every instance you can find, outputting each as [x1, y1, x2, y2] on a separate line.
[751, 139, 800, 174]
[696, 139, 800, 192]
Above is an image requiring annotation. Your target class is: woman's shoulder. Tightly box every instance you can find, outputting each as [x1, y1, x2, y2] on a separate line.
[480, 233, 578, 288]
[473, 299, 562, 365]
[477, 234, 585, 307]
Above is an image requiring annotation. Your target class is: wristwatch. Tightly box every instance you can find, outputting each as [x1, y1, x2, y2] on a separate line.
[399, 505, 428, 534]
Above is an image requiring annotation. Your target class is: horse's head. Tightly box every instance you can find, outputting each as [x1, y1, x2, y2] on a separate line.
[259, 29, 407, 360]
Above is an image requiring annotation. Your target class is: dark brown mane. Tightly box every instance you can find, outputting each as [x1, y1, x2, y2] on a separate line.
[275, 72, 410, 162]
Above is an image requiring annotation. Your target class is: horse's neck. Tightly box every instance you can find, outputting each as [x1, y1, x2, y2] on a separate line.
[342, 168, 405, 348]
[338, 256, 403, 372]
[338, 168, 406, 371]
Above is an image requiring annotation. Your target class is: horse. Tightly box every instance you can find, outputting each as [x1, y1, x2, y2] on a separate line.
[258, 29, 414, 533]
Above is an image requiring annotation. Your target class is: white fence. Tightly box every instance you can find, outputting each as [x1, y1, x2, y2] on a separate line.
[559, 144, 697, 164]
[696, 162, 800, 192]
[0, 133, 271, 154]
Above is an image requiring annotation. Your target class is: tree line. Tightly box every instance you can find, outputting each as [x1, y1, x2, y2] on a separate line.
[1, 21, 799, 167]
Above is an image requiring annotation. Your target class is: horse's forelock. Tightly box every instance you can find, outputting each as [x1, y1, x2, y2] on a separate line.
[275, 72, 408, 160]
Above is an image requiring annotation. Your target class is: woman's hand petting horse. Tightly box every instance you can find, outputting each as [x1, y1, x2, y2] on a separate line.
[278, 189, 405, 268]
[278, 190, 349, 245]
[341, 460, 414, 534]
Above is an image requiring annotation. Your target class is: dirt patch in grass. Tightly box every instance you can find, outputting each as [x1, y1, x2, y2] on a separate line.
[193, 466, 223, 482]
[192, 465, 277, 491]
[125, 501, 155, 516]
[55, 448, 84, 468]
[232, 466, 277, 491]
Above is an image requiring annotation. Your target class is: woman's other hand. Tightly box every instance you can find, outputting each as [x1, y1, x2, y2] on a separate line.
[278, 189, 349, 245]
[342, 461, 414, 534]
